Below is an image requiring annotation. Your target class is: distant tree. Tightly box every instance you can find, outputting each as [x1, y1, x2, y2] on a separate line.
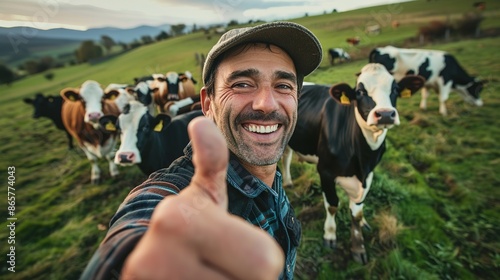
[305, 13, 308, 17]
[171, 24, 186, 36]
[117, 41, 129, 51]
[0, 64, 15, 85]
[75, 40, 103, 63]
[100, 35, 116, 54]
[332, 9, 338, 13]
[155, 31, 170, 41]
[23, 60, 39, 75]
[228, 20, 238, 27]
[38, 56, 54, 72]
[141, 35, 154, 44]
[129, 40, 142, 49]
[44, 72, 54, 81]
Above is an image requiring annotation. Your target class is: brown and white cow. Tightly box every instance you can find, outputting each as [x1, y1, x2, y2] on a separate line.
[282, 64, 424, 264]
[132, 71, 199, 116]
[60, 80, 121, 184]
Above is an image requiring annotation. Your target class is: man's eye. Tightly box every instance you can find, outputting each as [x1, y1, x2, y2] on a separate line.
[277, 84, 292, 90]
[233, 82, 251, 88]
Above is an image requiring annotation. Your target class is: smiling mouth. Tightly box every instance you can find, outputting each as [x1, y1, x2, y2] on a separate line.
[243, 123, 279, 134]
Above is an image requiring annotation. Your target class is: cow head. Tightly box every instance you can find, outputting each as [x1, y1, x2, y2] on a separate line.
[23, 93, 59, 119]
[108, 101, 172, 165]
[454, 78, 485, 107]
[60, 80, 118, 129]
[330, 63, 424, 129]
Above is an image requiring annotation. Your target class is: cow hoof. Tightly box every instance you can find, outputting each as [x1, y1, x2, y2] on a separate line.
[323, 239, 337, 249]
[351, 250, 368, 264]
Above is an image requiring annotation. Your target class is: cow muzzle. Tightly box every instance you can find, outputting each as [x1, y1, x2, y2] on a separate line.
[368, 108, 400, 128]
[115, 152, 140, 165]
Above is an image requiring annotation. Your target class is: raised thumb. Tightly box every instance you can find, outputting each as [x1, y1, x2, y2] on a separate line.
[188, 116, 229, 209]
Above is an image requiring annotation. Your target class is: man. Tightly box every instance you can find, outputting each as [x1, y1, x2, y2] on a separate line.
[81, 21, 322, 280]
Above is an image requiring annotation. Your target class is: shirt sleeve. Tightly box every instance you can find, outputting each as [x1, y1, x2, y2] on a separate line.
[79, 182, 180, 280]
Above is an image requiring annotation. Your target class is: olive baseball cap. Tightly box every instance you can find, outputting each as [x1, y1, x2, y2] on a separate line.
[202, 21, 323, 84]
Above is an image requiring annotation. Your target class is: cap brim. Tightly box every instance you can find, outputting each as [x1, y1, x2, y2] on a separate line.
[204, 21, 322, 83]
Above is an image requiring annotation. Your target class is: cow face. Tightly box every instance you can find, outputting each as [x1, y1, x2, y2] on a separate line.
[133, 81, 154, 106]
[23, 93, 59, 119]
[455, 78, 484, 107]
[60, 80, 116, 128]
[112, 101, 171, 165]
[330, 63, 424, 129]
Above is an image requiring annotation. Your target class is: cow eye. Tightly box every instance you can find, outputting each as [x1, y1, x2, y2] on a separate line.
[357, 89, 367, 96]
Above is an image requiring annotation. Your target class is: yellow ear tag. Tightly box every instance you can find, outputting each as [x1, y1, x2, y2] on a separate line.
[401, 88, 411, 98]
[109, 94, 116, 100]
[69, 95, 75, 101]
[340, 92, 350, 104]
[154, 120, 163, 132]
[105, 122, 116, 131]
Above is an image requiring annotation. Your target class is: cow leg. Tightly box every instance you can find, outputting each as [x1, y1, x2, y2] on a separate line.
[338, 172, 374, 264]
[65, 131, 74, 150]
[438, 84, 452, 116]
[82, 148, 101, 184]
[322, 192, 338, 249]
[106, 151, 119, 178]
[319, 169, 340, 249]
[419, 86, 430, 111]
[282, 146, 294, 188]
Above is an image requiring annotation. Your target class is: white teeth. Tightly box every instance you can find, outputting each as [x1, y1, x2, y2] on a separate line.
[246, 124, 278, 133]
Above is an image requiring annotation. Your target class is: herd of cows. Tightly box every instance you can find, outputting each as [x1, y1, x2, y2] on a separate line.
[23, 45, 486, 264]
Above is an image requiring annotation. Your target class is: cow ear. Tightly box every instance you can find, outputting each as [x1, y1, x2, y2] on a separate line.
[126, 87, 136, 95]
[329, 83, 355, 105]
[60, 88, 81, 102]
[105, 89, 120, 100]
[156, 77, 166, 82]
[153, 114, 172, 132]
[99, 115, 119, 132]
[398, 75, 425, 98]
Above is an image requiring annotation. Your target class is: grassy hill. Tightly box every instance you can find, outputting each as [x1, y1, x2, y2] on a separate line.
[1, 0, 499, 279]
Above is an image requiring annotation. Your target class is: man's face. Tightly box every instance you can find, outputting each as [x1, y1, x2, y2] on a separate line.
[203, 44, 298, 166]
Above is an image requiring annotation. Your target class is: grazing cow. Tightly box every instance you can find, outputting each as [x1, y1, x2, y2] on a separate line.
[282, 63, 424, 264]
[60, 80, 121, 184]
[99, 100, 203, 175]
[369, 45, 485, 116]
[346, 37, 360, 46]
[365, 24, 381, 35]
[328, 48, 351, 66]
[23, 93, 74, 150]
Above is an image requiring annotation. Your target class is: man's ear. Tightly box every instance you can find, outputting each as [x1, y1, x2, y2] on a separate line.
[200, 87, 211, 117]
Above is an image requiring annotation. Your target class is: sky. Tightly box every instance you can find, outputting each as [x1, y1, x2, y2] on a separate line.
[0, 0, 410, 31]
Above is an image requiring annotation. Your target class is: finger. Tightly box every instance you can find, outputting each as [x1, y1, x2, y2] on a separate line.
[202, 213, 286, 280]
[188, 116, 229, 208]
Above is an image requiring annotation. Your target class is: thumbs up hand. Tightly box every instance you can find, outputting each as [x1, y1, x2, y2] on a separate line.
[121, 117, 285, 280]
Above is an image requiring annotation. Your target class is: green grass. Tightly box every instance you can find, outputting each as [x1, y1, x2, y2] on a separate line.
[1, 0, 500, 279]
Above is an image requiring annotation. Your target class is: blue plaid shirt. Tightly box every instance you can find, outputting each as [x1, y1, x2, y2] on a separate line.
[81, 143, 301, 279]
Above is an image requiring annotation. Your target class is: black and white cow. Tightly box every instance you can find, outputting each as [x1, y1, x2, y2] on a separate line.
[99, 100, 203, 175]
[328, 48, 351, 65]
[369, 45, 485, 116]
[282, 63, 424, 264]
[23, 93, 74, 150]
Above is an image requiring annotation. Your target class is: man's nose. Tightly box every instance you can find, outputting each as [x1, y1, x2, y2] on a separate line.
[252, 87, 279, 113]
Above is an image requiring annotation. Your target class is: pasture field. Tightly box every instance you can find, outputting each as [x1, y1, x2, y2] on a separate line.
[1, 0, 499, 279]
